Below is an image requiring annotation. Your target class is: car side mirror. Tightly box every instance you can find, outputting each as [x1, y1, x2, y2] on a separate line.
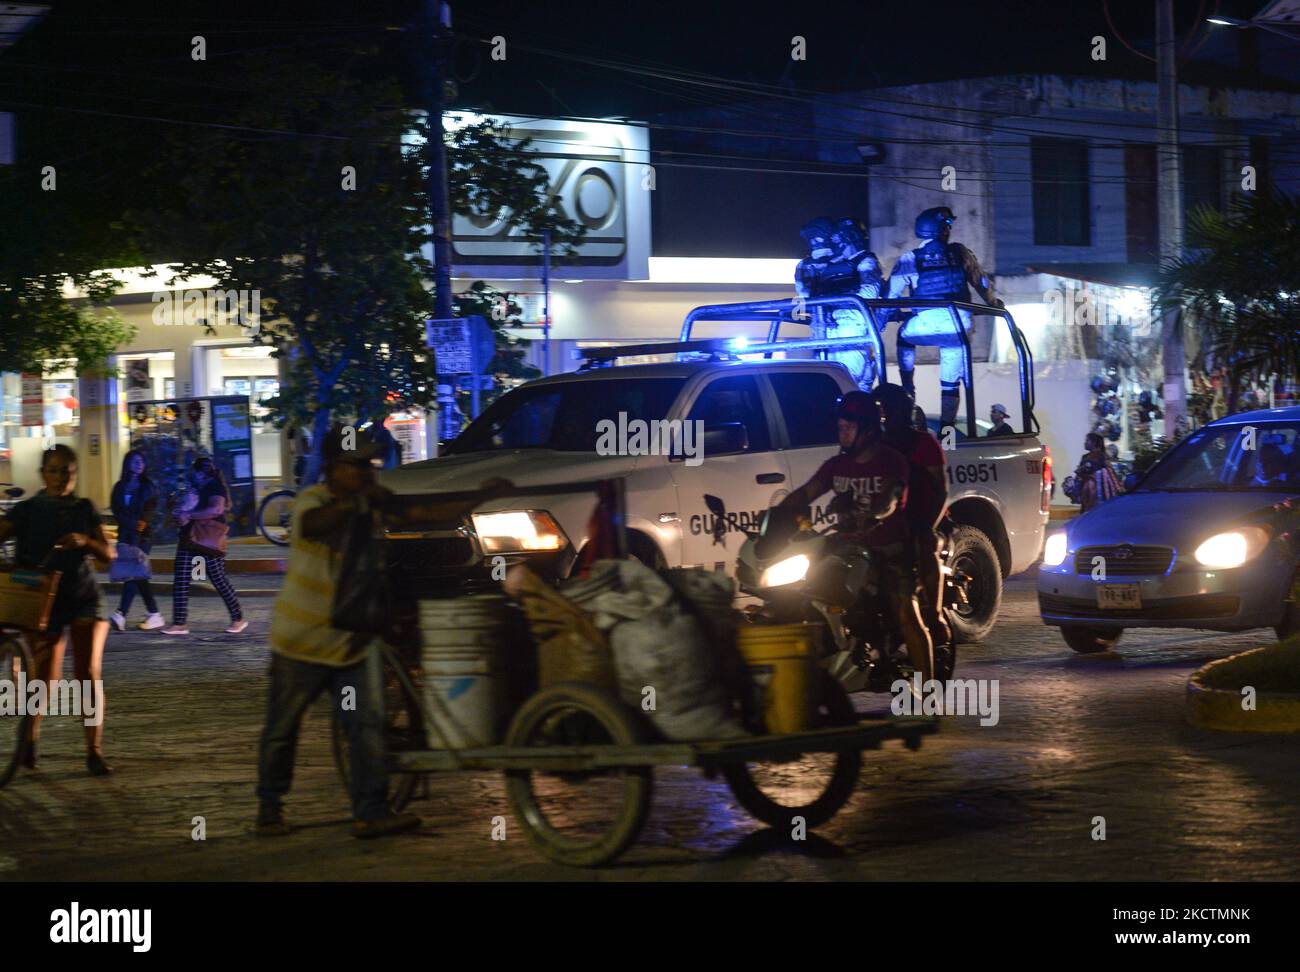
[702, 422, 748, 456]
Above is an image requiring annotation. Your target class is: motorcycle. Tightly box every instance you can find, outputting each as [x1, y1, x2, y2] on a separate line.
[704, 493, 965, 694]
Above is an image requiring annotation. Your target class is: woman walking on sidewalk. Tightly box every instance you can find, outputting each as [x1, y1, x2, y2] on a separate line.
[161, 457, 245, 635]
[0, 445, 114, 775]
[109, 449, 165, 632]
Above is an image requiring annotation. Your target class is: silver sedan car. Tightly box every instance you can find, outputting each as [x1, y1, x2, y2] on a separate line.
[1038, 407, 1300, 653]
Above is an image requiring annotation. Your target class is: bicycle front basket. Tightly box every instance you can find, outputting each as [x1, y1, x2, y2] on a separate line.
[0, 569, 62, 634]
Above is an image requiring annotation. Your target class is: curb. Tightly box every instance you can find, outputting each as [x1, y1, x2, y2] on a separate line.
[149, 558, 286, 576]
[1186, 651, 1300, 733]
[101, 582, 281, 599]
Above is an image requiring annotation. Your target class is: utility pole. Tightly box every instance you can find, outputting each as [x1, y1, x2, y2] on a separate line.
[423, 0, 456, 455]
[1156, 0, 1187, 435]
[426, 0, 454, 319]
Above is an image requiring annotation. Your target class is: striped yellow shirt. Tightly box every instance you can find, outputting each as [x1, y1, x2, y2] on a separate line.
[269, 484, 376, 667]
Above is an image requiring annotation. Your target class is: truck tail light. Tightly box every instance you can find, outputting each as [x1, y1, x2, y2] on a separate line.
[1040, 445, 1053, 513]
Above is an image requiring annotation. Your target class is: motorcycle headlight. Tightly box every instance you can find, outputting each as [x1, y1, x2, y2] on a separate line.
[471, 510, 566, 554]
[759, 554, 810, 589]
[1042, 532, 1068, 567]
[1194, 527, 1269, 569]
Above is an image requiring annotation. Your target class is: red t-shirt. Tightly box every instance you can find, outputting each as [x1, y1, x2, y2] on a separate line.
[903, 429, 946, 530]
[812, 443, 910, 545]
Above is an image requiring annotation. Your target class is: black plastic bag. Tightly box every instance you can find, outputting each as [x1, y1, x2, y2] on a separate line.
[330, 503, 392, 637]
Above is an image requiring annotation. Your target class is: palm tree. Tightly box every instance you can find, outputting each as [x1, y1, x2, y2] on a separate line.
[1153, 190, 1300, 413]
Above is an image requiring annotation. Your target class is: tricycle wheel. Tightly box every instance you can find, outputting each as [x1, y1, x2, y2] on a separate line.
[0, 633, 34, 788]
[723, 671, 861, 829]
[504, 682, 652, 868]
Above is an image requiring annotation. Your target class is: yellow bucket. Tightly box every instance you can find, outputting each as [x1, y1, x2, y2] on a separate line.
[735, 624, 818, 735]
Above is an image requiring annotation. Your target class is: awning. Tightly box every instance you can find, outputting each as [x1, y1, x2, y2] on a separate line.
[1023, 262, 1161, 289]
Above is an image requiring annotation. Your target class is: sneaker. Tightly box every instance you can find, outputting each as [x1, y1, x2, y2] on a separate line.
[109, 612, 126, 632]
[255, 807, 292, 837]
[351, 812, 421, 840]
[87, 752, 114, 776]
[225, 619, 249, 634]
[159, 624, 189, 636]
[138, 613, 165, 631]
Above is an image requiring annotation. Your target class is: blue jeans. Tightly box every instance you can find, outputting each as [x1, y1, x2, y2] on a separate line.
[256, 648, 389, 821]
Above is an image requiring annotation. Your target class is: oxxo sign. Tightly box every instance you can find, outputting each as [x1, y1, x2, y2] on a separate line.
[432, 113, 651, 280]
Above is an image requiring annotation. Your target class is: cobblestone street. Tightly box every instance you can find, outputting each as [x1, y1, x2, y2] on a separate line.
[2, 574, 1296, 882]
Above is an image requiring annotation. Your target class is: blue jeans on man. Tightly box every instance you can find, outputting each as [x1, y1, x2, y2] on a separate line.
[256, 648, 389, 821]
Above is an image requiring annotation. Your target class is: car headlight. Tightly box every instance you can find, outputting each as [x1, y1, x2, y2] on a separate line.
[1194, 527, 1270, 569]
[759, 554, 810, 588]
[1042, 532, 1068, 567]
[471, 510, 566, 553]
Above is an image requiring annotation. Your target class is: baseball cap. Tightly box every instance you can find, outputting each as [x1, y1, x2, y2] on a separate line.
[322, 423, 384, 465]
[991, 403, 1009, 417]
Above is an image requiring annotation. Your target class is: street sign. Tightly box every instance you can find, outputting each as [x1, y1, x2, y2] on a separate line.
[425, 315, 495, 374]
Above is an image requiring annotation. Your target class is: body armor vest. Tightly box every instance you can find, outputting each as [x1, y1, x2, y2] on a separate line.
[912, 240, 970, 301]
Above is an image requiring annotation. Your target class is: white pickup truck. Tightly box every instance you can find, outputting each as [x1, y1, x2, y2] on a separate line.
[382, 297, 1052, 642]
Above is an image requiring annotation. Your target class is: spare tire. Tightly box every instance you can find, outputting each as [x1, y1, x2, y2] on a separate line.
[947, 525, 1001, 643]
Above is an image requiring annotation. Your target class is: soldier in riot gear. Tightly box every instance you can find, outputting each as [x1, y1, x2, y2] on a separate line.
[794, 216, 883, 389]
[886, 206, 1002, 428]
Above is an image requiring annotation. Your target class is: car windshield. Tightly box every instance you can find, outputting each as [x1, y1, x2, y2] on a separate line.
[447, 377, 688, 454]
[1138, 422, 1300, 492]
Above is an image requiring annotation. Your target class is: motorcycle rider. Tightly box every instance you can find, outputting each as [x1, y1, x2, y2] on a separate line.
[776, 391, 933, 682]
[886, 206, 1003, 428]
[874, 382, 950, 647]
[795, 217, 884, 389]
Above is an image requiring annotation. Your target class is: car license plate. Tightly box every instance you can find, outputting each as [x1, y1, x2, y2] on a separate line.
[1096, 584, 1141, 610]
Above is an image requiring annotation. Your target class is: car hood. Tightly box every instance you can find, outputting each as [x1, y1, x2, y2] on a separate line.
[378, 449, 640, 495]
[1061, 489, 1300, 548]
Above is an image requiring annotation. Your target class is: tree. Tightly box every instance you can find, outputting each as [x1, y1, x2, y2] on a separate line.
[1154, 191, 1300, 414]
[0, 146, 137, 375]
[453, 281, 541, 420]
[447, 119, 586, 259]
[135, 61, 438, 483]
[135, 60, 584, 479]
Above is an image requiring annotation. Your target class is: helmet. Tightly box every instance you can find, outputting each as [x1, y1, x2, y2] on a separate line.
[831, 217, 869, 254]
[915, 206, 956, 239]
[800, 217, 835, 252]
[871, 382, 912, 426]
[837, 390, 880, 430]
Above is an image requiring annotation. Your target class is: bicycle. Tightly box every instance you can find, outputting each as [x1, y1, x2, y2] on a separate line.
[0, 567, 58, 788]
[256, 486, 296, 546]
[0, 485, 24, 564]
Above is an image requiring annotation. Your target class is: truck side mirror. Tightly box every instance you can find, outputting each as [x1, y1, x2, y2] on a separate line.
[702, 422, 748, 456]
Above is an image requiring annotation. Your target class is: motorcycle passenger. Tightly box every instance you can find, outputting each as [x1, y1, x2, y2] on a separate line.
[874, 382, 950, 647]
[886, 206, 1003, 429]
[776, 391, 934, 682]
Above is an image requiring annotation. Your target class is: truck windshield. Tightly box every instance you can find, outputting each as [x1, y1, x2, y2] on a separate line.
[447, 377, 688, 454]
[1139, 423, 1300, 492]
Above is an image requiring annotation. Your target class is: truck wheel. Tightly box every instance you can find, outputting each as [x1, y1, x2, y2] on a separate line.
[1061, 626, 1122, 654]
[947, 525, 1001, 643]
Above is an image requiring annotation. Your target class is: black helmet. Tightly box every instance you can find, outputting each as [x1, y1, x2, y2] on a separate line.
[871, 381, 913, 426]
[836, 390, 880, 436]
[831, 216, 869, 253]
[915, 206, 956, 239]
[800, 217, 835, 252]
